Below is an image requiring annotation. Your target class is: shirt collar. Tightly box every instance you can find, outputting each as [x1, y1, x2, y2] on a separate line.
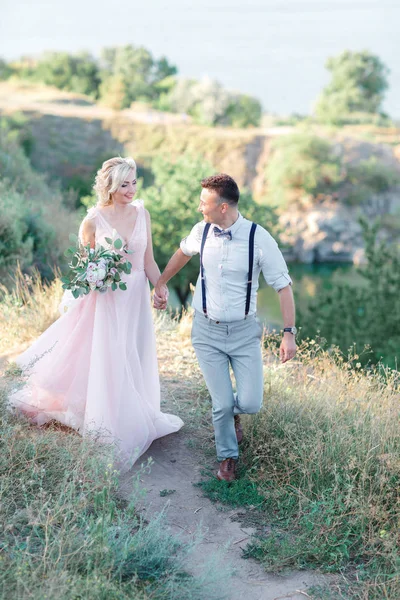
[211, 213, 244, 235]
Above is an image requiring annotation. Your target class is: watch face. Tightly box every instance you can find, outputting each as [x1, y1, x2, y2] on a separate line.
[292, 326, 297, 335]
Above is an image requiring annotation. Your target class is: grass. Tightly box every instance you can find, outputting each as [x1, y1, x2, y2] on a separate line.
[0, 279, 230, 600]
[0, 266, 63, 356]
[197, 336, 400, 598]
[0, 395, 228, 598]
[1, 273, 399, 599]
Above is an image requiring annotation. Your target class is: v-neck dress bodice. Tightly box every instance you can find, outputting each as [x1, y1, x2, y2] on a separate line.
[85, 200, 147, 271]
[10, 199, 183, 470]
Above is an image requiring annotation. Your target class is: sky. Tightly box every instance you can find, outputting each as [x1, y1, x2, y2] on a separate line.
[1, 0, 399, 116]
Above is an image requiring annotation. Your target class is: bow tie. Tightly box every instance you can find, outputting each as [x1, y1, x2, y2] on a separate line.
[213, 226, 232, 240]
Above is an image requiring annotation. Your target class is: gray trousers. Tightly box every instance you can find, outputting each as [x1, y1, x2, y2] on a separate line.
[191, 311, 264, 461]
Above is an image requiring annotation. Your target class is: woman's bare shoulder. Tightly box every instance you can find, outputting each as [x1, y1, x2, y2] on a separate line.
[81, 217, 96, 231]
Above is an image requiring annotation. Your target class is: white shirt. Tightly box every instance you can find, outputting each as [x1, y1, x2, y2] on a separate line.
[180, 213, 292, 322]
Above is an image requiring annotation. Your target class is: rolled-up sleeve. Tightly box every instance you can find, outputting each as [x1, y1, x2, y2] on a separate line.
[180, 221, 204, 257]
[256, 227, 292, 292]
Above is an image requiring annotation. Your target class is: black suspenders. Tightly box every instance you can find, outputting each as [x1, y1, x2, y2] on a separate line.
[199, 222, 257, 318]
[200, 223, 211, 316]
[245, 222, 257, 316]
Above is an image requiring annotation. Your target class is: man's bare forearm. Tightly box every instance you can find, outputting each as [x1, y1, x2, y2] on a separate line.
[278, 285, 296, 328]
[158, 249, 192, 285]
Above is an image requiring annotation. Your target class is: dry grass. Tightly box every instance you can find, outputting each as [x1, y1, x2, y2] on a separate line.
[239, 336, 400, 598]
[1, 275, 399, 598]
[0, 266, 63, 357]
[0, 282, 229, 600]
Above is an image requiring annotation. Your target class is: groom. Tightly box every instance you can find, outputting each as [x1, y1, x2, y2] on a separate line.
[154, 174, 296, 481]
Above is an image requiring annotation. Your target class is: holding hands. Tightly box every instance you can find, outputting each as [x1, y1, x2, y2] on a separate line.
[153, 280, 169, 310]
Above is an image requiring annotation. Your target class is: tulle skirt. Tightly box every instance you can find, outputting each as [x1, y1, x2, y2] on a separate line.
[9, 269, 183, 470]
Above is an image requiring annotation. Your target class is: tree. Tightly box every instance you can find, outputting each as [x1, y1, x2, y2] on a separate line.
[18, 52, 101, 98]
[141, 154, 213, 304]
[298, 219, 400, 368]
[266, 134, 342, 208]
[166, 77, 230, 126]
[165, 76, 262, 127]
[0, 58, 13, 80]
[0, 118, 78, 282]
[99, 74, 127, 111]
[99, 45, 177, 108]
[315, 50, 390, 124]
[142, 154, 279, 304]
[226, 94, 262, 128]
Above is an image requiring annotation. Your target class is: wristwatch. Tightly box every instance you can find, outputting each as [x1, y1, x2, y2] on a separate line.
[283, 327, 297, 335]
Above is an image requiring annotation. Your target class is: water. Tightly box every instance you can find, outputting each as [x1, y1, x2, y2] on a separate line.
[1, 0, 399, 117]
[169, 263, 361, 330]
[257, 263, 360, 330]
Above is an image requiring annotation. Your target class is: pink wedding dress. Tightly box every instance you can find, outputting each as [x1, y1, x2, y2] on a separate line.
[10, 199, 183, 469]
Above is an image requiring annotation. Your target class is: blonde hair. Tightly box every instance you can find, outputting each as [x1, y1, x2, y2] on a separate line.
[93, 157, 137, 206]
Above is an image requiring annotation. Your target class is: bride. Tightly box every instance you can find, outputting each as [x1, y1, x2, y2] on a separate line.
[10, 156, 183, 469]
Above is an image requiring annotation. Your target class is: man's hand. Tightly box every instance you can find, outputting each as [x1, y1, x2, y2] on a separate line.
[153, 281, 169, 310]
[280, 334, 297, 363]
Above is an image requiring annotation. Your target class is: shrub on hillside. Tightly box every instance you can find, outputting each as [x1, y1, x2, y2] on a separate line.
[315, 50, 390, 124]
[164, 76, 262, 127]
[13, 51, 101, 98]
[266, 132, 400, 209]
[345, 156, 400, 205]
[142, 154, 276, 304]
[0, 58, 13, 80]
[98, 45, 177, 110]
[298, 219, 400, 368]
[142, 154, 213, 304]
[266, 133, 342, 208]
[0, 119, 79, 282]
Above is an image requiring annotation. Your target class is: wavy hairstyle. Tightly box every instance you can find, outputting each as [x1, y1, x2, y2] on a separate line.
[93, 157, 137, 206]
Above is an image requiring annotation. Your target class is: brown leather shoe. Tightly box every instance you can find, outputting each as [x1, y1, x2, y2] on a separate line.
[234, 415, 243, 444]
[217, 458, 236, 482]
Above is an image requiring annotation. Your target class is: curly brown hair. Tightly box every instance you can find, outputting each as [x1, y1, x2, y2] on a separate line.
[200, 173, 239, 206]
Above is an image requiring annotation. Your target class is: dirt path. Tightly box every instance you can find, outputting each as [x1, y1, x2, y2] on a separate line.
[120, 371, 325, 600]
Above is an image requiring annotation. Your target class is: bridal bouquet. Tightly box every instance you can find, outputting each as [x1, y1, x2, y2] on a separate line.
[61, 234, 133, 299]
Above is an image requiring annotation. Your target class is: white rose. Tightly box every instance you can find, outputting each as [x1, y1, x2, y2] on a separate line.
[86, 270, 98, 284]
[96, 267, 107, 281]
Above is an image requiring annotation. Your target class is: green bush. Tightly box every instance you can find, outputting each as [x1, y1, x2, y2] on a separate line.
[15, 51, 101, 98]
[0, 118, 79, 282]
[345, 157, 400, 205]
[143, 154, 279, 304]
[266, 133, 342, 208]
[315, 50, 390, 124]
[266, 132, 400, 209]
[298, 219, 400, 368]
[142, 153, 213, 304]
[99, 45, 177, 110]
[163, 76, 262, 127]
[226, 94, 262, 128]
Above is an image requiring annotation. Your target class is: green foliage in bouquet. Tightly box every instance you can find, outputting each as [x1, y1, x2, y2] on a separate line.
[61, 234, 133, 299]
